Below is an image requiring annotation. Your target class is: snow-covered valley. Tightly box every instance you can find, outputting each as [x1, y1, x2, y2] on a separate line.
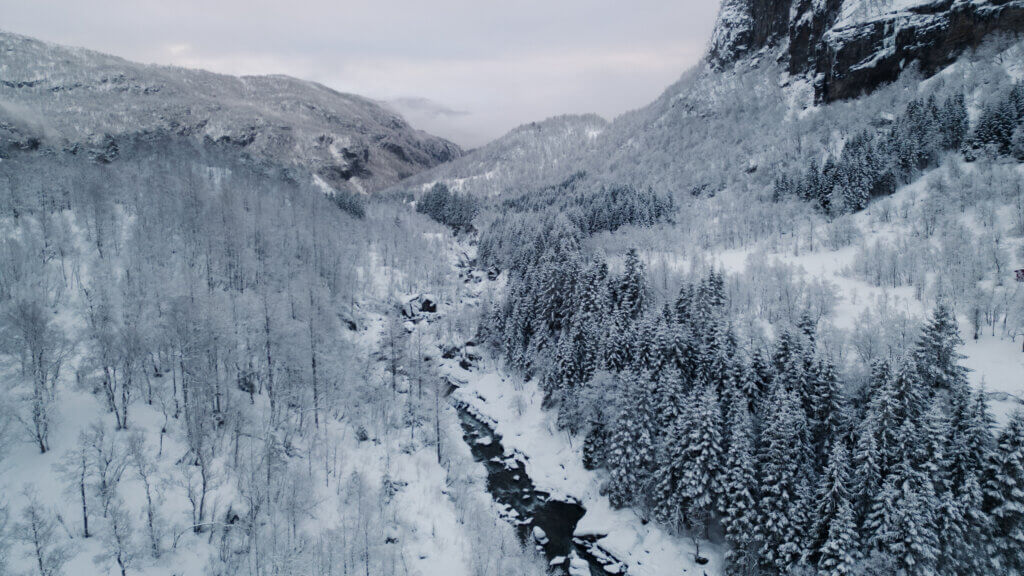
[3, 4, 1024, 576]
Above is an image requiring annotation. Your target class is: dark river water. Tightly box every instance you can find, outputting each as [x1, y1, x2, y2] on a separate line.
[455, 404, 621, 576]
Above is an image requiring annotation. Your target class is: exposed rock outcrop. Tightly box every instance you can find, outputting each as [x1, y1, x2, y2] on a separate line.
[708, 0, 1024, 102]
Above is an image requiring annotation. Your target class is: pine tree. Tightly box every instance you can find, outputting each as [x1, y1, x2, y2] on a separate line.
[757, 384, 812, 572]
[865, 465, 940, 575]
[811, 359, 847, 461]
[973, 97, 1019, 154]
[615, 248, 648, 320]
[860, 357, 891, 410]
[533, 247, 580, 334]
[940, 93, 969, 150]
[812, 440, 855, 566]
[721, 392, 760, 576]
[630, 315, 661, 376]
[866, 375, 902, 477]
[546, 328, 579, 398]
[603, 308, 634, 373]
[985, 410, 1024, 574]
[852, 414, 882, 525]
[743, 348, 772, 410]
[817, 498, 859, 576]
[654, 383, 723, 535]
[606, 370, 657, 509]
[949, 386, 995, 499]
[912, 304, 968, 394]
[1009, 82, 1024, 120]
[773, 327, 815, 418]
[582, 419, 608, 470]
[674, 282, 695, 325]
[680, 384, 724, 535]
[651, 366, 687, 445]
[890, 357, 929, 432]
[572, 255, 610, 368]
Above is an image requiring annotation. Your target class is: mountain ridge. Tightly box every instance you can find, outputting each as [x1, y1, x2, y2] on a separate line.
[0, 30, 462, 194]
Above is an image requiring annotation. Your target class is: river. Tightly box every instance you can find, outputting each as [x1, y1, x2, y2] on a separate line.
[455, 403, 622, 576]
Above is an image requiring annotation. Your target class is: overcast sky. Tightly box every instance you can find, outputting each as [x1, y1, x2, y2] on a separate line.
[0, 1, 721, 147]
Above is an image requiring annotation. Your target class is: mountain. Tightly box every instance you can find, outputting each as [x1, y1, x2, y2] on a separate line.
[403, 0, 1024, 208]
[708, 0, 1024, 102]
[0, 31, 461, 194]
[385, 113, 608, 198]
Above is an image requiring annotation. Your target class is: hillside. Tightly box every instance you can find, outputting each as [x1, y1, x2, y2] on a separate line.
[0, 31, 461, 194]
[386, 113, 608, 198]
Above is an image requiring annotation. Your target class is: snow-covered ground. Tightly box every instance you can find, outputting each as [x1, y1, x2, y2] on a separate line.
[704, 162, 1024, 424]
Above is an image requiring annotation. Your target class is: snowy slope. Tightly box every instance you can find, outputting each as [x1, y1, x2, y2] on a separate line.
[0, 31, 461, 195]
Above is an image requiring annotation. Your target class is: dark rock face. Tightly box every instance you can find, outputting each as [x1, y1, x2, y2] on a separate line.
[709, 0, 1024, 102]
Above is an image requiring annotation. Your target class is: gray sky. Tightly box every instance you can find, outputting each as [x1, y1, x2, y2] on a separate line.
[0, 1, 721, 147]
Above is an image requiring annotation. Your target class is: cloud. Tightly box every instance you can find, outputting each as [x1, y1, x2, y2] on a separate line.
[387, 98, 469, 119]
[0, 0, 723, 147]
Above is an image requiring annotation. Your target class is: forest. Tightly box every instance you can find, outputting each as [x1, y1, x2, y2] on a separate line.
[2, 18, 1024, 576]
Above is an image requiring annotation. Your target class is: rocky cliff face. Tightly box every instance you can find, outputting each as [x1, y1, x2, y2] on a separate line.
[0, 32, 462, 194]
[709, 0, 1024, 102]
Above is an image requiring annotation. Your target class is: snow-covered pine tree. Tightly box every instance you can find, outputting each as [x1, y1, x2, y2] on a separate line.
[630, 314, 661, 376]
[811, 440, 855, 567]
[532, 245, 580, 335]
[546, 328, 579, 398]
[721, 390, 760, 576]
[571, 255, 610, 364]
[817, 497, 859, 576]
[810, 359, 848, 461]
[852, 414, 882, 525]
[940, 93, 969, 150]
[866, 374, 903, 478]
[651, 366, 687, 447]
[859, 357, 891, 411]
[743, 347, 772, 411]
[890, 356, 929, 432]
[913, 303, 967, 394]
[653, 400, 690, 529]
[653, 382, 723, 535]
[949, 386, 995, 512]
[615, 248, 648, 321]
[582, 418, 608, 470]
[680, 383, 725, 536]
[606, 369, 657, 509]
[757, 383, 813, 572]
[984, 410, 1024, 574]
[921, 401, 966, 569]
[603, 308, 634, 373]
[867, 462, 940, 576]
[674, 282, 695, 325]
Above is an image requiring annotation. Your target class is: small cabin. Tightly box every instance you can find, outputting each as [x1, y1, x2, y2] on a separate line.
[1016, 269, 1024, 283]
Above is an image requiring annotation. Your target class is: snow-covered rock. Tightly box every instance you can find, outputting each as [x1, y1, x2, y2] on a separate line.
[707, 0, 1024, 102]
[568, 553, 591, 576]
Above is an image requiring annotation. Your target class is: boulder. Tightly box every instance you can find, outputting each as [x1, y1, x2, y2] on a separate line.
[419, 294, 437, 313]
